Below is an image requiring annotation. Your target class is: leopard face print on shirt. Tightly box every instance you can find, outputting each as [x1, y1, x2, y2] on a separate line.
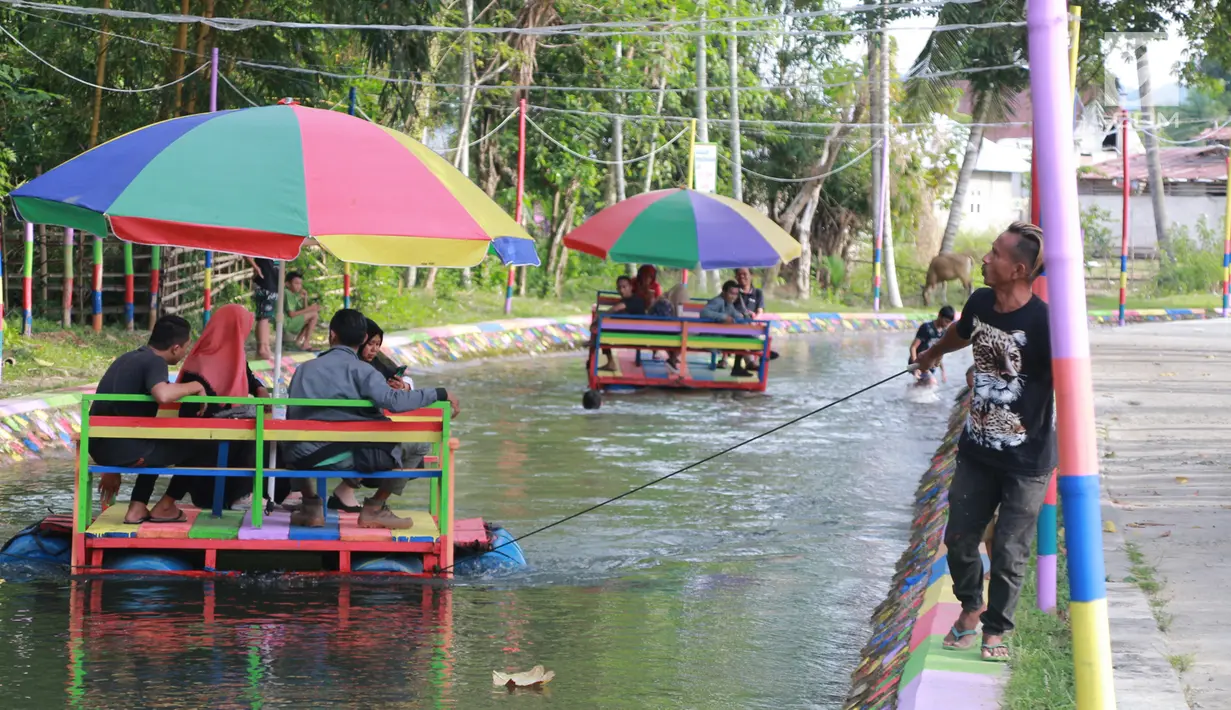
[966, 317, 1030, 450]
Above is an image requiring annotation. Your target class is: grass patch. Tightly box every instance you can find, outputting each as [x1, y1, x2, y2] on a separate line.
[1001, 545, 1077, 710]
[0, 319, 146, 398]
[1124, 541, 1172, 632]
[1085, 292, 1221, 311]
[1168, 653, 1195, 673]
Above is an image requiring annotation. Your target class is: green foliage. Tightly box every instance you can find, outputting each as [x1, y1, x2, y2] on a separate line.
[1081, 205, 1115, 260]
[1153, 217, 1226, 296]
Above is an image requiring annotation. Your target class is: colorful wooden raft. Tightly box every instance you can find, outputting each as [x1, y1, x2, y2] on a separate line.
[586, 291, 773, 395]
[73, 393, 456, 577]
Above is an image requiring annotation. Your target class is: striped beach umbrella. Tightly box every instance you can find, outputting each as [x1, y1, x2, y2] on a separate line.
[10, 105, 539, 267]
[563, 188, 800, 269]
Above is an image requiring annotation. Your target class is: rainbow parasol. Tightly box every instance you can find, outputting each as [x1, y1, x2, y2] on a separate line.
[563, 188, 800, 269]
[10, 105, 539, 267]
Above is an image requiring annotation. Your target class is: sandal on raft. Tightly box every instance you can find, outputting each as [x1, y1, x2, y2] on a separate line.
[148, 511, 188, 524]
[942, 626, 978, 649]
[327, 495, 363, 514]
[123, 515, 151, 525]
[981, 643, 1010, 662]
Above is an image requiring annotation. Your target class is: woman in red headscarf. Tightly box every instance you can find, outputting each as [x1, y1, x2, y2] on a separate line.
[173, 304, 269, 512]
[636, 264, 662, 305]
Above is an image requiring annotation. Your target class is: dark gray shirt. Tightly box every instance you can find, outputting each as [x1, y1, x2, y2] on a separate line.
[284, 346, 441, 463]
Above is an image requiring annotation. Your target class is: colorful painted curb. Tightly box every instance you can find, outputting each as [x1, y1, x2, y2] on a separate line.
[0, 308, 1218, 467]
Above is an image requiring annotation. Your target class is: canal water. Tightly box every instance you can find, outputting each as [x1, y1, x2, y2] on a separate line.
[0, 331, 969, 709]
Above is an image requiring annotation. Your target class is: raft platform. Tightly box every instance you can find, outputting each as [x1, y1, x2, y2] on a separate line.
[585, 291, 772, 401]
[73, 394, 464, 577]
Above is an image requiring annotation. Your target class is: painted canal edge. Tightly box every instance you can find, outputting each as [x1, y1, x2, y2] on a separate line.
[0, 307, 1215, 467]
[843, 389, 990, 710]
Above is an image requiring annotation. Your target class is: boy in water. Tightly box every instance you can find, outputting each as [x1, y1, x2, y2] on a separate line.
[909, 305, 954, 386]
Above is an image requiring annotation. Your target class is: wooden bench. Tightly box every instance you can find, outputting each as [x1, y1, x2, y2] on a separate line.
[75, 394, 455, 575]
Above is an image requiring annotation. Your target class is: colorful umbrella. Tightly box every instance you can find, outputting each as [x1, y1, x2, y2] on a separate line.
[10, 105, 539, 267]
[563, 188, 800, 269]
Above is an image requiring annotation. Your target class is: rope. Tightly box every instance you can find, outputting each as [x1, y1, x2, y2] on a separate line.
[219, 72, 259, 107]
[720, 141, 880, 183]
[0, 22, 211, 93]
[1137, 120, 1231, 146]
[525, 115, 690, 165]
[526, 104, 1031, 130]
[440, 368, 912, 571]
[441, 109, 519, 153]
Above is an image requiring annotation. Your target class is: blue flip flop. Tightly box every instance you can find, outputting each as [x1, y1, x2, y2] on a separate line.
[982, 643, 1010, 662]
[943, 626, 978, 649]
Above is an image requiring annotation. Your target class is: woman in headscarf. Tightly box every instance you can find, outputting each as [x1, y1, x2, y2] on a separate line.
[636, 264, 662, 306]
[177, 304, 269, 513]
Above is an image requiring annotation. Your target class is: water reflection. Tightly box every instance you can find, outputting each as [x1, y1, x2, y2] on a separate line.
[0, 332, 970, 708]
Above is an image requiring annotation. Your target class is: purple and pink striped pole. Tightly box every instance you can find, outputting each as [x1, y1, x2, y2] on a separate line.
[1030, 1, 1115, 706]
[872, 133, 889, 311]
[1223, 152, 1230, 317]
[1119, 111, 1130, 326]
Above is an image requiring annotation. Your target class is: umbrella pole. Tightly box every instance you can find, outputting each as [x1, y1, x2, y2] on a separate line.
[506, 97, 528, 315]
[268, 262, 287, 475]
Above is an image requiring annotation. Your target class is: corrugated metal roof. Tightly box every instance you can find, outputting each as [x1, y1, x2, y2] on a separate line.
[1078, 146, 1229, 182]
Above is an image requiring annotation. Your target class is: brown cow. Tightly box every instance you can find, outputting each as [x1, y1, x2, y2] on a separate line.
[922, 252, 975, 306]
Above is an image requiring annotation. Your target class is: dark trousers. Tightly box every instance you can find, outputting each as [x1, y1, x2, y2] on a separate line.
[944, 455, 1049, 636]
[128, 440, 203, 505]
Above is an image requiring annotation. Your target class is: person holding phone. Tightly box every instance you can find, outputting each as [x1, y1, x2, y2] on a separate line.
[326, 318, 429, 513]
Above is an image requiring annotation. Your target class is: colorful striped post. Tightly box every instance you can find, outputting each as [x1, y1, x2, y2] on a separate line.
[122, 243, 134, 330]
[1030, 1, 1115, 706]
[1035, 3, 1081, 613]
[204, 46, 218, 324]
[0, 248, 5, 382]
[22, 222, 34, 335]
[91, 234, 103, 332]
[203, 250, 214, 325]
[1120, 112, 1130, 327]
[506, 97, 527, 315]
[149, 246, 161, 330]
[1223, 153, 1231, 318]
[63, 228, 74, 327]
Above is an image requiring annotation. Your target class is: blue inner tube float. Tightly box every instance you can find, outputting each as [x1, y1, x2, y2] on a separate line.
[0, 516, 527, 577]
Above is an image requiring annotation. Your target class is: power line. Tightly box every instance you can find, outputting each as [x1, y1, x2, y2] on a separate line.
[525, 115, 690, 165]
[229, 57, 1027, 96]
[526, 103, 1031, 130]
[0, 22, 210, 93]
[718, 141, 881, 183]
[0, 0, 997, 37]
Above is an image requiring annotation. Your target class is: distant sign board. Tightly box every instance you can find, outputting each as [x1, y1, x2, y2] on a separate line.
[692, 143, 717, 193]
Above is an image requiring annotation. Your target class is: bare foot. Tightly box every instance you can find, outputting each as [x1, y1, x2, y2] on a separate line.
[124, 501, 151, 524]
[981, 633, 1009, 661]
[148, 497, 183, 521]
[943, 608, 982, 649]
[598, 361, 616, 372]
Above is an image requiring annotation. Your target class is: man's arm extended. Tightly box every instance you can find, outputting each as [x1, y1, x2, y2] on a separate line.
[915, 326, 969, 372]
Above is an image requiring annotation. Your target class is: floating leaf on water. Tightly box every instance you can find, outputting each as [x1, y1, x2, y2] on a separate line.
[1176, 477, 1190, 484]
[493, 666, 555, 688]
[1103, 520, 1117, 533]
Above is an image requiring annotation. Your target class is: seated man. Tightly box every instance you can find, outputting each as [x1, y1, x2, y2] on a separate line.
[94, 316, 207, 524]
[283, 309, 460, 530]
[701, 280, 756, 377]
[728, 267, 765, 374]
[909, 305, 955, 386]
[283, 271, 320, 350]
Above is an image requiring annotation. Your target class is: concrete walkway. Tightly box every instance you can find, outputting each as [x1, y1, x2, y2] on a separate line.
[1092, 319, 1231, 709]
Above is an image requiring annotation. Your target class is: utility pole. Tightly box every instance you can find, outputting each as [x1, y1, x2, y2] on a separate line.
[881, 2, 902, 307]
[696, 2, 710, 291]
[728, 20, 742, 202]
[614, 39, 627, 203]
[458, 0, 475, 288]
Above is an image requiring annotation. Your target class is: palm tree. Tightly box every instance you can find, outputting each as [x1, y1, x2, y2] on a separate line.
[906, 0, 1030, 255]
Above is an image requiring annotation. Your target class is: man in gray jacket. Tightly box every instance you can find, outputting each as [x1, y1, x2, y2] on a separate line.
[285, 309, 460, 530]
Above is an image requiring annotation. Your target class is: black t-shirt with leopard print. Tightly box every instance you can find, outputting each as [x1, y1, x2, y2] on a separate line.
[955, 287, 1056, 475]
